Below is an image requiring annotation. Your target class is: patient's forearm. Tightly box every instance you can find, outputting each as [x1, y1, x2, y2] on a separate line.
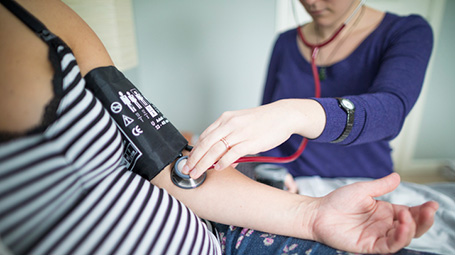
[151, 165, 317, 241]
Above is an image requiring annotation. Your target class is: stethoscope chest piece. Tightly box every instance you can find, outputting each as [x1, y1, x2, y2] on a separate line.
[171, 156, 206, 189]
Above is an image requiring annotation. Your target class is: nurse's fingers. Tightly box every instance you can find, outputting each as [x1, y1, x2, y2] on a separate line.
[184, 110, 249, 176]
[188, 136, 237, 179]
[183, 126, 227, 174]
[213, 143, 249, 171]
[195, 110, 236, 147]
[195, 120, 221, 147]
[284, 174, 299, 193]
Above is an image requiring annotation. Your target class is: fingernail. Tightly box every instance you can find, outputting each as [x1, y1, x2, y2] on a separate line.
[214, 163, 220, 170]
[190, 171, 199, 179]
[182, 165, 190, 174]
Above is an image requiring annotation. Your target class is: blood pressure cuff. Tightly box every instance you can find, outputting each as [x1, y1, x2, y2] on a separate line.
[84, 66, 188, 180]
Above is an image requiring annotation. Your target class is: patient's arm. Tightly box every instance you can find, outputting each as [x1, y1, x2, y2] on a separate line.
[152, 162, 315, 240]
[13, 2, 435, 253]
[153, 166, 438, 254]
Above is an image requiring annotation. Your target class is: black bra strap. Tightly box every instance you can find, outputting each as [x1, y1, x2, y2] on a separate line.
[1, 0, 65, 106]
[0, 0, 56, 42]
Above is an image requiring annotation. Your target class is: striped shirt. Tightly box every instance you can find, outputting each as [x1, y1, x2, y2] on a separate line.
[0, 1, 220, 254]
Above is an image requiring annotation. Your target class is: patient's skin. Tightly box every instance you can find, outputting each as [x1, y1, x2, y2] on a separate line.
[0, 0, 439, 253]
[0, 0, 111, 135]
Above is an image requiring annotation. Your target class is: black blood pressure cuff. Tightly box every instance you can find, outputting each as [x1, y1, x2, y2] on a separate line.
[85, 66, 188, 180]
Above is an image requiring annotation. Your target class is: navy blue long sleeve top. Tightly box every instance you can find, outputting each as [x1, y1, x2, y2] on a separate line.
[261, 13, 433, 178]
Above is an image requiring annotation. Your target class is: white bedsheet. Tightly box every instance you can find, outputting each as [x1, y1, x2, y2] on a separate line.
[295, 176, 455, 255]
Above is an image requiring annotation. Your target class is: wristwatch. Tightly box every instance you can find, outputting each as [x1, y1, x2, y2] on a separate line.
[331, 98, 355, 143]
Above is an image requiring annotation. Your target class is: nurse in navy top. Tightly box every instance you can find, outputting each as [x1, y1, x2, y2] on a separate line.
[184, 0, 433, 183]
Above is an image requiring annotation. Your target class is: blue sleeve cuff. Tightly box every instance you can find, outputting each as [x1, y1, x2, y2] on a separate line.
[311, 97, 365, 144]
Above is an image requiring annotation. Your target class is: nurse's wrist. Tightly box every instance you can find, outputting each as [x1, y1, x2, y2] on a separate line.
[281, 99, 325, 139]
[310, 97, 346, 143]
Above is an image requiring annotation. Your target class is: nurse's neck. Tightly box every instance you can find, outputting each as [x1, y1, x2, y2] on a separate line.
[313, 6, 364, 43]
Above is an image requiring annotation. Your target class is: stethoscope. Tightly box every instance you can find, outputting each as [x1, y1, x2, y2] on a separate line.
[171, 0, 366, 189]
[295, 0, 366, 98]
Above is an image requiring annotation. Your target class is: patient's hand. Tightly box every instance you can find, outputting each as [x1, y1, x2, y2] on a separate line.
[310, 173, 438, 253]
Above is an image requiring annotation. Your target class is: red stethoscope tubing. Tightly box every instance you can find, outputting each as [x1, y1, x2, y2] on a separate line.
[231, 24, 346, 165]
[234, 137, 308, 164]
[298, 24, 346, 98]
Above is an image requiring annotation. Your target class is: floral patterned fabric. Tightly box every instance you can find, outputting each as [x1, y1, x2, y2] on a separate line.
[215, 224, 439, 255]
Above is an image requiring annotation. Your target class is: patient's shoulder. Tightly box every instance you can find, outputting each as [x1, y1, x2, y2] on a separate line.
[0, 0, 113, 133]
[15, 0, 114, 75]
[0, 2, 55, 134]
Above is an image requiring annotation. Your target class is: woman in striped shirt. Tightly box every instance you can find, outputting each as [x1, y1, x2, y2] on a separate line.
[0, 0, 438, 254]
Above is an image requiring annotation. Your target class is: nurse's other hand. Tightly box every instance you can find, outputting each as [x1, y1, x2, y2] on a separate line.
[285, 173, 299, 193]
[310, 173, 438, 253]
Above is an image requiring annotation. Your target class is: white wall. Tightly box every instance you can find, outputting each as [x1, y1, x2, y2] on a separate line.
[125, 0, 276, 134]
[414, 0, 455, 161]
[124, 0, 455, 171]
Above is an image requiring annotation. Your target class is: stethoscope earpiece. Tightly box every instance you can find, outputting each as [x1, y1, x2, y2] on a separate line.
[171, 156, 206, 189]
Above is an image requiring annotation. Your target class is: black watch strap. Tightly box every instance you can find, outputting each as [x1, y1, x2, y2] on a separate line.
[331, 98, 355, 143]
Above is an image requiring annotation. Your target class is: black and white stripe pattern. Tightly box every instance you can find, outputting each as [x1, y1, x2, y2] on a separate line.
[0, 43, 220, 254]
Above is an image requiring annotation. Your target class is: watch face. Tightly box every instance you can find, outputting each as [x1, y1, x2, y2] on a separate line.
[341, 99, 354, 110]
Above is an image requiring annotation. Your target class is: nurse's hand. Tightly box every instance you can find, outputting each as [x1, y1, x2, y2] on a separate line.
[311, 173, 439, 253]
[285, 173, 299, 193]
[182, 99, 326, 179]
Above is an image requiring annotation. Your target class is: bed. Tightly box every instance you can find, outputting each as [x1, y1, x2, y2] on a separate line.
[235, 162, 455, 255]
[295, 176, 455, 255]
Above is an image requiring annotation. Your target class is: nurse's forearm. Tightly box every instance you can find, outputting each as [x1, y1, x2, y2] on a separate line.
[151, 164, 317, 241]
[279, 99, 326, 139]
